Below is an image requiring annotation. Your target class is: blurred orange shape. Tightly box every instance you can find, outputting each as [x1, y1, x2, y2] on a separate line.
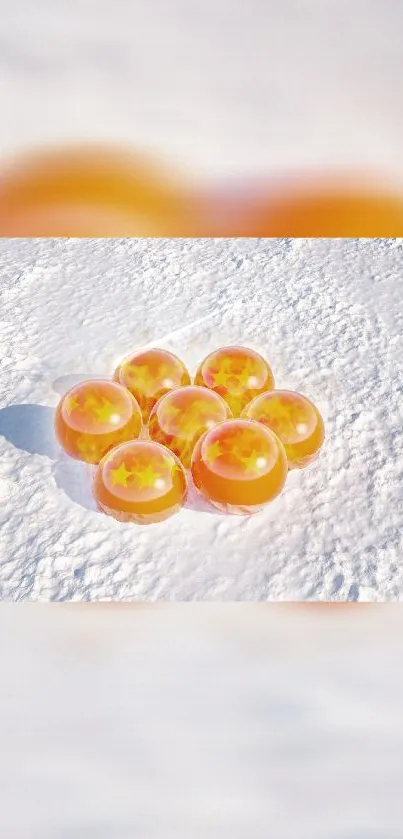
[191, 418, 287, 514]
[242, 389, 325, 469]
[55, 380, 142, 464]
[2, 149, 403, 236]
[93, 440, 187, 524]
[149, 385, 232, 468]
[0, 146, 202, 236]
[114, 348, 191, 422]
[194, 346, 275, 417]
[234, 182, 403, 236]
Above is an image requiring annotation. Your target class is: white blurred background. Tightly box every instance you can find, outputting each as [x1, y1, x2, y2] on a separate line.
[1, 0, 403, 187]
[1, 605, 403, 837]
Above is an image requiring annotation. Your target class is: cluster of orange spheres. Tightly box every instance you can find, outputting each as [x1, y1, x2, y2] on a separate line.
[54, 345, 325, 524]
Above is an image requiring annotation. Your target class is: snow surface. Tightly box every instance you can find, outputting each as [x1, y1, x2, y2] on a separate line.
[1, 604, 403, 837]
[0, 236, 403, 601]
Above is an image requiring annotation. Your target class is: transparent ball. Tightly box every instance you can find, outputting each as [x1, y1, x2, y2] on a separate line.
[93, 440, 188, 524]
[55, 380, 142, 464]
[194, 345, 274, 417]
[191, 418, 287, 514]
[242, 389, 325, 468]
[149, 385, 232, 468]
[114, 348, 190, 422]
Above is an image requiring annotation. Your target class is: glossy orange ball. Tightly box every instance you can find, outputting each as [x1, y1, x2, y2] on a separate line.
[93, 440, 187, 524]
[55, 380, 142, 464]
[191, 419, 287, 514]
[148, 385, 232, 468]
[114, 348, 191, 422]
[194, 346, 274, 417]
[242, 390, 325, 469]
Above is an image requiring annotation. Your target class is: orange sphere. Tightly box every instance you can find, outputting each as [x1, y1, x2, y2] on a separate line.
[194, 346, 274, 417]
[242, 390, 325, 469]
[93, 440, 187, 524]
[0, 146, 202, 236]
[114, 348, 191, 422]
[148, 385, 232, 468]
[55, 380, 142, 464]
[191, 419, 287, 514]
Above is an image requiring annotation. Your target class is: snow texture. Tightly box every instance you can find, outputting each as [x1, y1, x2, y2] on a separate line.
[0, 236, 402, 601]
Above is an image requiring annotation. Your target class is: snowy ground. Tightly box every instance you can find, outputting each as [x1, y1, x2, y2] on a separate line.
[1, 604, 403, 837]
[0, 236, 402, 601]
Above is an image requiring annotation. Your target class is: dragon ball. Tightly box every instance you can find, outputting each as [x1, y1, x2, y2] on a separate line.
[242, 390, 325, 469]
[194, 346, 275, 417]
[55, 380, 142, 465]
[114, 348, 191, 422]
[148, 385, 232, 468]
[93, 440, 187, 524]
[191, 418, 287, 514]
